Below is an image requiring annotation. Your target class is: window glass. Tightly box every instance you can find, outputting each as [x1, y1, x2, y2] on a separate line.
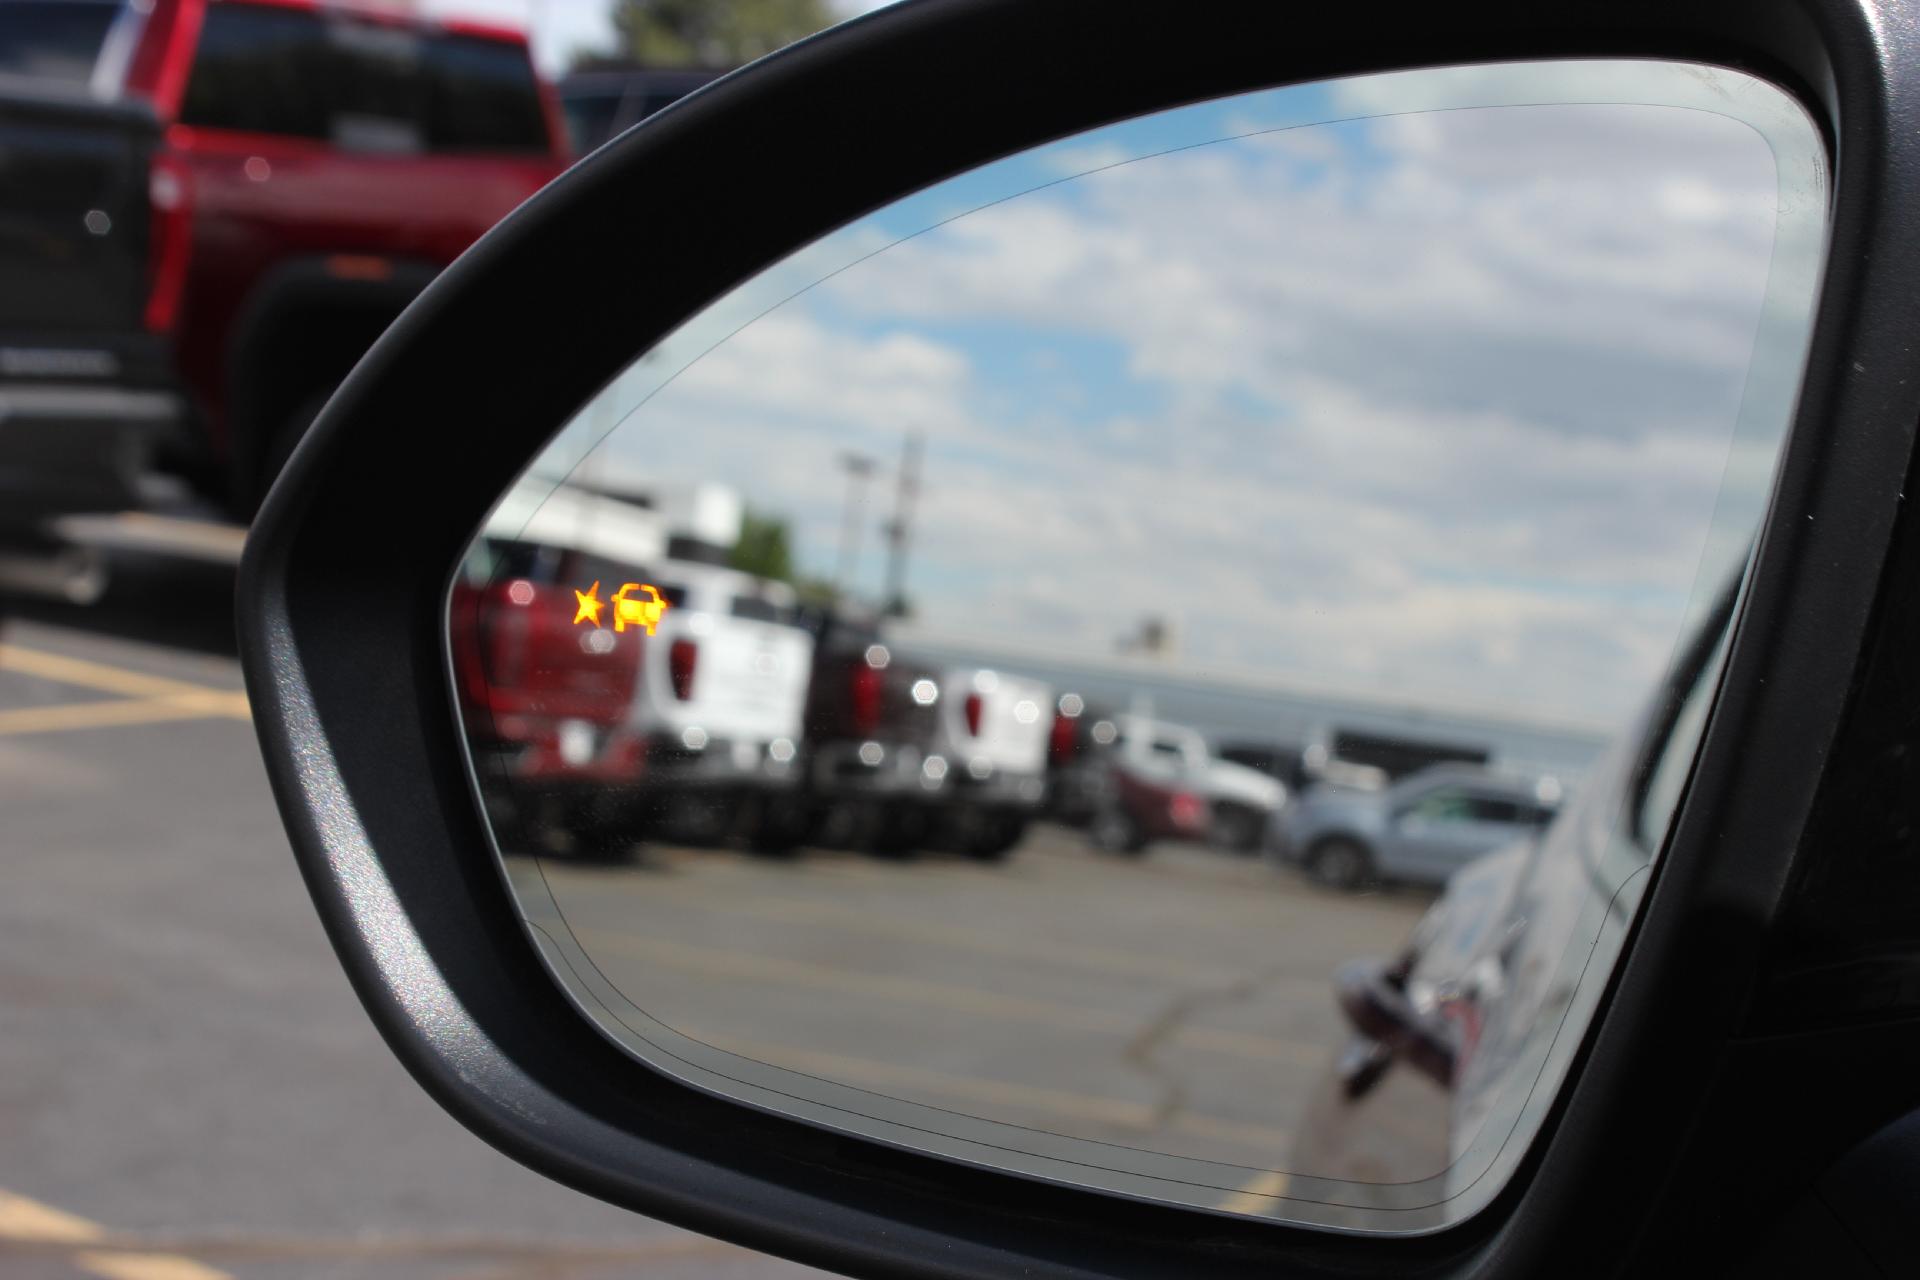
[731, 596, 793, 624]
[1470, 798, 1524, 824]
[1412, 790, 1473, 822]
[180, 4, 547, 154]
[561, 90, 619, 155]
[425, 34, 549, 153]
[0, 0, 116, 83]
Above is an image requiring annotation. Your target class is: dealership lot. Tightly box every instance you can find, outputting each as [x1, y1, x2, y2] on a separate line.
[1, 575, 1431, 1278]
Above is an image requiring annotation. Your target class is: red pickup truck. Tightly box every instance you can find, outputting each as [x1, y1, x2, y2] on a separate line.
[0, 0, 566, 518]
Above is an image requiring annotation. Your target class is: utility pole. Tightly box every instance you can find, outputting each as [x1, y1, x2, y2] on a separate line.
[834, 451, 876, 596]
[881, 430, 923, 617]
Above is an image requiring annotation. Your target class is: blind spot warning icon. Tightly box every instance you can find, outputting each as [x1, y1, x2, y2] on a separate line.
[611, 583, 669, 635]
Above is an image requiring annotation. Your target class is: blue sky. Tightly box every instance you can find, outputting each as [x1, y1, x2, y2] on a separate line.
[496, 61, 1824, 730]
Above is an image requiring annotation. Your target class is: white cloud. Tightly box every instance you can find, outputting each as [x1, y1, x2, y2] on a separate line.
[557, 81, 1812, 730]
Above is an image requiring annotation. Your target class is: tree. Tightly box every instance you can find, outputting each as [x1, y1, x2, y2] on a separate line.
[607, 0, 837, 67]
[730, 508, 796, 583]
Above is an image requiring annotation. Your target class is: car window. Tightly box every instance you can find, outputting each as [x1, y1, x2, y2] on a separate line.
[424, 33, 549, 154]
[0, 0, 117, 85]
[1410, 788, 1476, 822]
[561, 89, 620, 155]
[730, 595, 792, 623]
[1467, 796, 1523, 823]
[180, 4, 548, 154]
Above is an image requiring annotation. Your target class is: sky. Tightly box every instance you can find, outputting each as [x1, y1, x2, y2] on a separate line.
[491, 62, 1824, 734]
[422, 0, 896, 73]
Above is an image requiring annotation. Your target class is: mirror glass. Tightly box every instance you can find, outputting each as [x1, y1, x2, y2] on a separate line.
[448, 61, 1825, 1232]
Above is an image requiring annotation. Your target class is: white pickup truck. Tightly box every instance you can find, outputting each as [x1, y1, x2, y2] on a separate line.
[618, 558, 817, 839]
[929, 666, 1053, 858]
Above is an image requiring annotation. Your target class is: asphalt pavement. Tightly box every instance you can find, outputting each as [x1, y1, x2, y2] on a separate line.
[0, 553, 836, 1280]
[1, 546, 1436, 1280]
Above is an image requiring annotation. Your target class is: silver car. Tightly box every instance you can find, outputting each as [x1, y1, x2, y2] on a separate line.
[1269, 764, 1558, 890]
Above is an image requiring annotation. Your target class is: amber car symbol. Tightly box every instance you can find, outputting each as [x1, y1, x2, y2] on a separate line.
[610, 582, 669, 635]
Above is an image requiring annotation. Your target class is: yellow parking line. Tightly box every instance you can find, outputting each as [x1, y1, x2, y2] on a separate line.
[0, 1189, 104, 1244]
[0, 1190, 232, 1280]
[0, 692, 250, 737]
[0, 644, 250, 734]
[75, 1252, 233, 1280]
[690, 1029, 1293, 1154]
[0, 644, 248, 710]
[571, 928, 1327, 1068]
[1215, 1168, 1293, 1215]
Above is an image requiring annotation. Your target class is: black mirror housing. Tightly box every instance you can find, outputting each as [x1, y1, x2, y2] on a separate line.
[237, 1, 1920, 1275]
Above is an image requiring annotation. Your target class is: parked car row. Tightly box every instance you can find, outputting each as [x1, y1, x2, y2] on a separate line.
[1269, 763, 1563, 891]
[450, 529, 1055, 863]
[1045, 706, 1289, 855]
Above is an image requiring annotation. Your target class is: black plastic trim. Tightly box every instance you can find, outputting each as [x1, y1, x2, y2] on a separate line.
[238, 1, 1920, 1275]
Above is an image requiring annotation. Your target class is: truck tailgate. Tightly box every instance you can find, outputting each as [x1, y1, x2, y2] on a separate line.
[642, 615, 814, 746]
[941, 669, 1052, 775]
[0, 85, 155, 336]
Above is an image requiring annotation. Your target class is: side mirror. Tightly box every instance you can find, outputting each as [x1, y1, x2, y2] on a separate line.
[1334, 958, 1458, 1094]
[237, 1, 1920, 1275]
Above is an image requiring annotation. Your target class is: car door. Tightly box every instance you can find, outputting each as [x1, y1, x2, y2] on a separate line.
[1386, 785, 1494, 878]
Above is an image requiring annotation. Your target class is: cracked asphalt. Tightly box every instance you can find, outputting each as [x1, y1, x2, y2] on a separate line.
[512, 822, 1433, 1179]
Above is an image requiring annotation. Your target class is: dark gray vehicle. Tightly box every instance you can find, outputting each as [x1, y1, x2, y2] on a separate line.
[1270, 765, 1559, 890]
[556, 64, 727, 156]
[0, 0, 177, 521]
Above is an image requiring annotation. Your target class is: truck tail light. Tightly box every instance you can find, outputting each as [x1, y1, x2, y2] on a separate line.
[485, 590, 529, 688]
[1049, 710, 1077, 764]
[964, 692, 983, 737]
[849, 662, 883, 735]
[669, 638, 698, 701]
[1169, 791, 1205, 829]
[144, 150, 194, 335]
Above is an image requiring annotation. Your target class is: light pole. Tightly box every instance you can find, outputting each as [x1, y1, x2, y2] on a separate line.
[834, 451, 876, 597]
[881, 431, 923, 617]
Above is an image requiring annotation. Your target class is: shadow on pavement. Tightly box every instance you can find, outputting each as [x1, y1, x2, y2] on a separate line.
[5, 550, 239, 657]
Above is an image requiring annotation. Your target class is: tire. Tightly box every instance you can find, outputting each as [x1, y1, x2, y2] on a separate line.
[960, 812, 1027, 862]
[1210, 803, 1264, 854]
[865, 803, 926, 859]
[1307, 836, 1374, 891]
[561, 792, 640, 863]
[1089, 807, 1147, 855]
[748, 796, 815, 857]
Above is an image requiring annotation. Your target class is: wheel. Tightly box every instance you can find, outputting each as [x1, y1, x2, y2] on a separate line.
[864, 803, 926, 859]
[1210, 803, 1264, 854]
[1307, 837, 1374, 891]
[960, 812, 1027, 862]
[1089, 807, 1147, 855]
[748, 795, 815, 857]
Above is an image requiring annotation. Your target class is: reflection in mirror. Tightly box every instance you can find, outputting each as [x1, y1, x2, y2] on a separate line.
[448, 61, 1824, 1232]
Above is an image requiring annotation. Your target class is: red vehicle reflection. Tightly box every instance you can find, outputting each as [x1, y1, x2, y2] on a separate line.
[450, 541, 645, 855]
